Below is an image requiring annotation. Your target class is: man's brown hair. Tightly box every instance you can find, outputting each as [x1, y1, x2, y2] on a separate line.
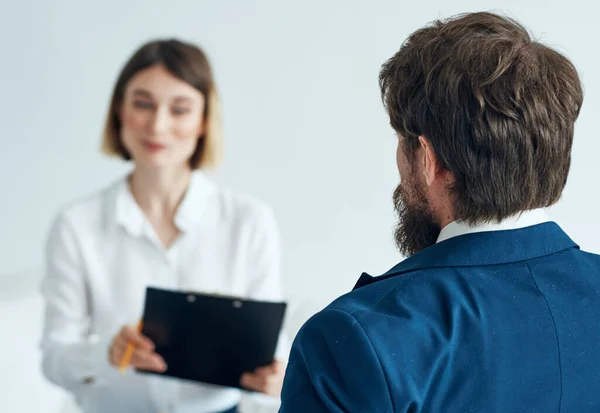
[380, 12, 583, 223]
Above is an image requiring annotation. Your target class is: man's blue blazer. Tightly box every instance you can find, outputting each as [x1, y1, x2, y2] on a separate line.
[279, 223, 600, 412]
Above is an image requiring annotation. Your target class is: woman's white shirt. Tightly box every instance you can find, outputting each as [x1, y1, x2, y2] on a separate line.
[40, 172, 286, 413]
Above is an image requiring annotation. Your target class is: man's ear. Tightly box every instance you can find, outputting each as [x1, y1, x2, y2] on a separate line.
[418, 135, 438, 186]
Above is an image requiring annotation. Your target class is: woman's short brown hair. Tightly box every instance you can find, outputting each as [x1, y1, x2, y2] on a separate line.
[380, 12, 584, 223]
[101, 38, 223, 169]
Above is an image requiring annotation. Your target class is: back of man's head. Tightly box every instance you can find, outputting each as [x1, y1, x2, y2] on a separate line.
[380, 12, 583, 224]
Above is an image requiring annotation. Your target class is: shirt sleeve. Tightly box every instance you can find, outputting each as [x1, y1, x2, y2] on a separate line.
[246, 204, 284, 303]
[40, 214, 117, 392]
[279, 308, 394, 413]
[241, 205, 290, 408]
[243, 204, 290, 358]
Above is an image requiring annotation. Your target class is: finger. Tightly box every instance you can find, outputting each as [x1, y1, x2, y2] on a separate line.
[255, 360, 284, 376]
[109, 343, 122, 367]
[120, 325, 154, 350]
[240, 372, 266, 392]
[262, 373, 284, 397]
[254, 366, 272, 376]
[272, 359, 286, 373]
[110, 334, 131, 365]
[121, 325, 154, 350]
[131, 349, 165, 370]
[131, 349, 167, 372]
[113, 335, 129, 352]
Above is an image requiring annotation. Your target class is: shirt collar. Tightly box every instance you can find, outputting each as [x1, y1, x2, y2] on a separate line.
[173, 172, 218, 232]
[353, 220, 577, 291]
[114, 171, 218, 236]
[114, 178, 144, 237]
[436, 208, 550, 244]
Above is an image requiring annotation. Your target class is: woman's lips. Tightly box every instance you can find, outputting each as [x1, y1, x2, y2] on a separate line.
[143, 141, 167, 152]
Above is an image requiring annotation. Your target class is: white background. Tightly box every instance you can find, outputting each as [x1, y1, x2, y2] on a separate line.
[1, 0, 599, 410]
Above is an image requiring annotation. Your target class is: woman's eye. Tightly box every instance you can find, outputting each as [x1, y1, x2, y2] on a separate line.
[133, 100, 153, 109]
[172, 107, 190, 116]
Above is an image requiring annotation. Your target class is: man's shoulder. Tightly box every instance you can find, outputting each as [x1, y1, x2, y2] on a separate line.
[327, 266, 462, 316]
[299, 267, 458, 342]
[305, 263, 512, 343]
[308, 246, 600, 338]
[530, 244, 600, 267]
[291, 267, 454, 394]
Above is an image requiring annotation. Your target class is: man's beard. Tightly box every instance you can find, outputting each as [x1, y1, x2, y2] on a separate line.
[393, 174, 441, 257]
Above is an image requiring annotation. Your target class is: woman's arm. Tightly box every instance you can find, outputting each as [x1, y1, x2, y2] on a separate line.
[239, 205, 289, 399]
[245, 205, 289, 359]
[245, 205, 284, 303]
[40, 215, 114, 392]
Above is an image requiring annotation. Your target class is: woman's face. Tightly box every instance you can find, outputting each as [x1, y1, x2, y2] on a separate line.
[119, 64, 205, 169]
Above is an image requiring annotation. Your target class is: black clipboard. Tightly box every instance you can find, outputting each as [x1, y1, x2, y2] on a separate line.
[137, 287, 287, 389]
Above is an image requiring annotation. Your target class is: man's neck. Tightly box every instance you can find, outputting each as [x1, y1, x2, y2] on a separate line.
[432, 198, 455, 231]
[436, 209, 550, 244]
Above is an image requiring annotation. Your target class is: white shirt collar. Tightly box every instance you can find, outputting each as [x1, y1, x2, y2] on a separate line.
[436, 208, 550, 244]
[114, 171, 218, 236]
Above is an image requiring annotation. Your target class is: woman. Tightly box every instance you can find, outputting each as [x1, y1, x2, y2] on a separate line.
[40, 39, 286, 413]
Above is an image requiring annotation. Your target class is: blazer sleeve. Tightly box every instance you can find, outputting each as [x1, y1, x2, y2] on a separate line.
[279, 308, 394, 413]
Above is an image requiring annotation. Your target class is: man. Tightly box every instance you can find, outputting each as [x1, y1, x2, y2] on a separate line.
[279, 12, 600, 412]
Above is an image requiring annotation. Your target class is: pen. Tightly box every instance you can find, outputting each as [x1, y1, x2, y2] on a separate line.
[119, 320, 143, 374]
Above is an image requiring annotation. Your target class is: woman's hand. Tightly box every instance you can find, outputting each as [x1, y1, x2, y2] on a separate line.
[240, 360, 286, 396]
[108, 325, 167, 372]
